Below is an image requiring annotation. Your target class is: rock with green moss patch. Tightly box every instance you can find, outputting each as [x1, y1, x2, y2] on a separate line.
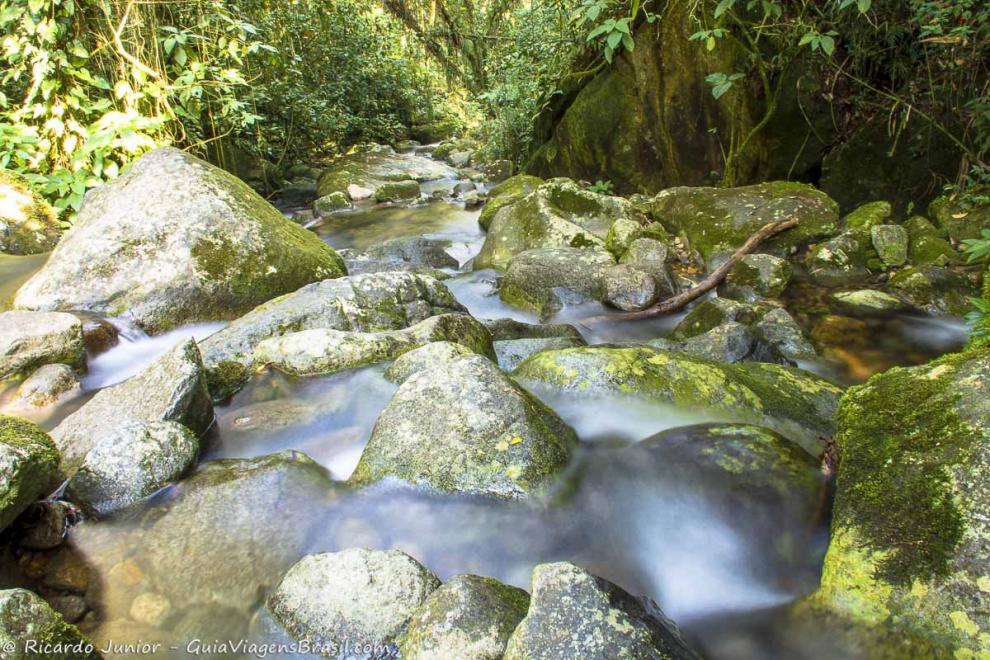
[316, 151, 456, 200]
[499, 247, 615, 318]
[0, 170, 61, 256]
[503, 561, 698, 660]
[483, 318, 583, 342]
[478, 175, 544, 231]
[604, 264, 660, 311]
[810, 349, 990, 657]
[385, 341, 479, 384]
[721, 254, 792, 303]
[620, 238, 671, 276]
[831, 289, 908, 315]
[494, 336, 586, 372]
[753, 308, 818, 361]
[12, 364, 80, 409]
[312, 192, 351, 216]
[651, 182, 839, 262]
[887, 266, 976, 316]
[805, 230, 876, 287]
[870, 225, 908, 267]
[843, 201, 893, 231]
[13, 148, 346, 334]
[399, 574, 529, 660]
[653, 322, 780, 365]
[0, 416, 59, 532]
[904, 216, 960, 267]
[929, 194, 990, 242]
[0, 588, 99, 659]
[605, 217, 647, 258]
[64, 421, 199, 517]
[352, 355, 577, 499]
[475, 179, 636, 271]
[375, 180, 421, 203]
[0, 311, 84, 379]
[254, 313, 493, 377]
[671, 298, 757, 341]
[51, 339, 212, 476]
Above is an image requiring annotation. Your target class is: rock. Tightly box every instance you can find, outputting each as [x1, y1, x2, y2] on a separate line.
[317, 151, 457, 200]
[449, 151, 473, 168]
[359, 236, 458, 270]
[267, 549, 440, 657]
[651, 182, 839, 261]
[50, 339, 213, 475]
[671, 298, 756, 341]
[129, 592, 171, 628]
[475, 179, 636, 270]
[278, 179, 318, 208]
[805, 230, 875, 287]
[352, 355, 578, 498]
[454, 181, 477, 195]
[313, 192, 351, 216]
[64, 421, 199, 517]
[0, 170, 60, 255]
[831, 289, 908, 315]
[603, 264, 659, 311]
[620, 237, 670, 275]
[870, 224, 908, 267]
[494, 337, 586, 372]
[753, 308, 818, 361]
[347, 183, 374, 201]
[140, 451, 336, 609]
[375, 180, 421, 203]
[843, 201, 893, 231]
[929, 194, 990, 242]
[482, 318, 583, 342]
[218, 398, 320, 436]
[0, 311, 84, 379]
[605, 217, 646, 258]
[904, 215, 960, 266]
[478, 160, 513, 182]
[0, 589, 98, 659]
[463, 190, 484, 209]
[385, 341, 478, 384]
[499, 247, 615, 317]
[198, 272, 464, 399]
[48, 595, 86, 624]
[721, 254, 792, 302]
[254, 313, 494, 377]
[80, 318, 119, 354]
[657, 322, 764, 364]
[0, 416, 59, 532]
[513, 346, 842, 454]
[13, 148, 346, 334]
[809, 350, 990, 657]
[478, 174, 544, 231]
[503, 562, 698, 660]
[887, 266, 976, 316]
[13, 364, 80, 408]
[17, 501, 70, 550]
[399, 574, 529, 660]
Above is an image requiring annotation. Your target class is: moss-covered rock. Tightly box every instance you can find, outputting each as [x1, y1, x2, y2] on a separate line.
[805, 230, 876, 287]
[352, 355, 577, 499]
[831, 289, 908, 315]
[312, 192, 350, 216]
[929, 194, 990, 242]
[13, 148, 346, 334]
[374, 179, 421, 203]
[385, 341, 479, 384]
[843, 201, 893, 231]
[753, 307, 818, 361]
[482, 318, 583, 342]
[671, 298, 757, 340]
[809, 349, 990, 657]
[0, 589, 99, 659]
[0, 170, 60, 255]
[904, 216, 960, 267]
[0, 416, 59, 532]
[651, 181, 839, 262]
[316, 150, 456, 199]
[499, 247, 615, 317]
[870, 225, 908, 268]
[887, 266, 977, 317]
[0, 311, 84, 380]
[721, 253, 793, 302]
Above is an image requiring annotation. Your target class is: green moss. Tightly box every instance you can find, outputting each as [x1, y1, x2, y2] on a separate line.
[478, 194, 521, 231]
[844, 201, 893, 231]
[0, 169, 60, 255]
[904, 215, 960, 266]
[205, 360, 250, 403]
[0, 415, 59, 529]
[489, 174, 544, 199]
[0, 415, 58, 466]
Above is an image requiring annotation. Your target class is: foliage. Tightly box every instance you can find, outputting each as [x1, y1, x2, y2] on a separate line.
[588, 179, 614, 194]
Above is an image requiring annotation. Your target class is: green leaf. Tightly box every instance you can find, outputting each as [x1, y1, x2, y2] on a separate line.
[714, 0, 735, 18]
[607, 31, 622, 50]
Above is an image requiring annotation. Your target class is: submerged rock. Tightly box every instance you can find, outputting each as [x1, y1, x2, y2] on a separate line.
[482, 318, 583, 342]
[12, 364, 80, 408]
[51, 339, 213, 475]
[0, 588, 98, 659]
[0, 311, 84, 380]
[0, 416, 59, 532]
[385, 341, 478, 384]
[399, 574, 530, 660]
[352, 355, 577, 498]
[503, 562, 698, 659]
[267, 549, 440, 657]
[13, 148, 345, 334]
[0, 171, 60, 255]
[358, 236, 458, 270]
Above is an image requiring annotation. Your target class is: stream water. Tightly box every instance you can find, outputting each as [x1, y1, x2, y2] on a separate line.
[0, 153, 970, 659]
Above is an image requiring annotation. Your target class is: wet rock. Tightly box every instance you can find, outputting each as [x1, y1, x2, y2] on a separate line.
[267, 549, 440, 657]
[478, 174, 544, 231]
[218, 399, 321, 436]
[254, 313, 493, 377]
[375, 180, 421, 203]
[671, 298, 757, 340]
[353, 355, 578, 498]
[14, 148, 346, 334]
[831, 289, 908, 315]
[904, 216, 960, 267]
[0, 588, 99, 659]
[620, 237, 672, 276]
[199, 271, 463, 398]
[753, 308, 818, 361]
[385, 341, 479, 384]
[494, 337, 586, 372]
[809, 350, 990, 657]
[482, 318, 583, 342]
[51, 339, 212, 475]
[48, 595, 87, 624]
[805, 230, 875, 287]
[0, 311, 84, 379]
[129, 592, 171, 628]
[651, 181, 839, 262]
[721, 254, 792, 302]
[0, 170, 60, 255]
[463, 190, 484, 209]
[449, 151, 473, 168]
[504, 562, 698, 660]
[604, 264, 659, 311]
[347, 183, 374, 201]
[454, 181, 477, 195]
[605, 217, 647, 258]
[13, 364, 80, 408]
[313, 192, 351, 216]
[0, 415, 59, 532]
[80, 318, 119, 355]
[870, 224, 908, 267]
[65, 421, 199, 517]
[17, 501, 70, 550]
[317, 151, 456, 200]
[654, 322, 766, 364]
[359, 236, 457, 270]
[400, 574, 529, 660]
[929, 194, 990, 242]
[887, 265, 976, 316]
[475, 179, 636, 270]
[499, 247, 615, 317]
[42, 548, 92, 593]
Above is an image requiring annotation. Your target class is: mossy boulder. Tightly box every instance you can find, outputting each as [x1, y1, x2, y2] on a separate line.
[312, 192, 350, 216]
[809, 349, 990, 657]
[0, 589, 99, 659]
[316, 150, 457, 199]
[385, 341, 478, 384]
[929, 194, 990, 242]
[474, 179, 636, 271]
[352, 355, 578, 499]
[670, 298, 758, 340]
[399, 574, 530, 660]
[374, 180, 421, 203]
[904, 216, 960, 267]
[843, 201, 893, 231]
[499, 247, 615, 317]
[0, 416, 59, 532]
[651, 181, 839, 262]
[753, 307, 818, 361]
[720, 253, 793, 302]
[870, 225, 909, 267]
[651, 322, 774, 365]
[0, 311, 84, 380]
[805, 230, 876, 287]
[887, 266, 977, 317]
[13, 148, 346, 334]
[0, 170, 60, 255]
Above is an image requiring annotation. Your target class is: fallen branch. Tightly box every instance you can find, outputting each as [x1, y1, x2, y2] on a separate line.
[584, 217, 800, 323]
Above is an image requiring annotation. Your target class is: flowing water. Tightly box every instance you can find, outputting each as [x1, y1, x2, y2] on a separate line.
[0, 154, 969, 659]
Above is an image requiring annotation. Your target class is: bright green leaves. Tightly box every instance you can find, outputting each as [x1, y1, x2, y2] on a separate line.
[689, 28, 728, 52]
[962, 229, 990, 264]
[705, 72, 745, 99]
[799, 29, 839, 56]
[838, 0, 872, 13]
[585, 15, 634, 63]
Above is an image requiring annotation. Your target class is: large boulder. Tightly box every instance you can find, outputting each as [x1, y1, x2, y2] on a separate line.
[929, 194, 990, 242]
[499, 247, 615, 317]
[808, 349, 990, 657]
[478, 174, 544, 230]
[253, 313, 494, 377]
[13, 148, 345, 333]
[317, 151, 457, 199]
[0, 416, 59, 532]
[651, 182, 839, 262]
[904, 215, 960, 267]
[474, 179, 637, 271]
[0, 311, 84, 379]
[0, 170, 60, 255]
[0, 589, 99, 659]
[887, 265, 977, 317]
[198, 271, 463, 399]
[352, 355, 578, 498]
[11, 364, 81, 409]
[50, 339, 213, 475]
[267, 549, 440, 657]
[385, 341, 479, 385]
[399, 574, 530, 660]
[503, 562, 698, 659]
